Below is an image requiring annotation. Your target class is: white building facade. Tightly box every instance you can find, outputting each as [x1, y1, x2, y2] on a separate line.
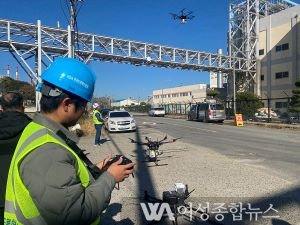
[258, 4, 300, 113]
[152, 83, 207, 106]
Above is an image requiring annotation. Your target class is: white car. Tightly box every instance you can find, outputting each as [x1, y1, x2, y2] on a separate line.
[105, 110, 136, 132]
[148, 107, 165, 117]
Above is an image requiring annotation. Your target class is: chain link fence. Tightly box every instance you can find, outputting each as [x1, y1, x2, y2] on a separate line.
[157, 97, 299, 124]
[120, 97, 299, 124]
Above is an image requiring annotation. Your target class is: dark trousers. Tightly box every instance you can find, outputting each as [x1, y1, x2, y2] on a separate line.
[94, 124, 103, 145]
[0, 207, 3, 225]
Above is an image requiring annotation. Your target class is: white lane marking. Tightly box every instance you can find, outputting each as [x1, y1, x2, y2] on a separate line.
[142, 122, 157, 125]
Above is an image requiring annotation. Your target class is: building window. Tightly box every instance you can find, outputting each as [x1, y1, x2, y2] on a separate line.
[275, 102, 288, 108]
[275, 71, 289, 79]
[261, 75, 264, 81]
[275, 45, 281, 51]
[282, 43, 289, 50]
[259, 49, 264, 55]
[275, 43, 289, 52]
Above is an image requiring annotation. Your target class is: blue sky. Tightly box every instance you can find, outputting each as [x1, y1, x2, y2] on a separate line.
[1, 0, 299, 100]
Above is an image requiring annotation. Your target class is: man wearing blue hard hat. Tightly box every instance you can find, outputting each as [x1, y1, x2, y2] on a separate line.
[4, 58, 135, 225]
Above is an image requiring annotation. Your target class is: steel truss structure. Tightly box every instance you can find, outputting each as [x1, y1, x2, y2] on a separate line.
[228, 0, 297, 97]
[0, 0, 297, 102]
[0, 19, 254, 84]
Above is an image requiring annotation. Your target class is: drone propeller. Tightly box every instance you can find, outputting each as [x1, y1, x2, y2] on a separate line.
[128, 138, 136, 143]
[170, 13, 179, 20]
[157, 135, 167, 144]
[171, 137, 182, 142]
[182, 9, 194, 16]
[179, 8, 187, 15]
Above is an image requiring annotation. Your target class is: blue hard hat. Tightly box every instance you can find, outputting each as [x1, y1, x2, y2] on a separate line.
[40, 58, 96, 102]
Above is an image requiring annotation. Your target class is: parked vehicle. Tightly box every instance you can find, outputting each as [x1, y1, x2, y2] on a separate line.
[148, 107, 165, 117]
[100, 108, 112, 119]
[253, 112, 269, 122]
[187, 101, 225, 123]
[105, 110, 136, 132]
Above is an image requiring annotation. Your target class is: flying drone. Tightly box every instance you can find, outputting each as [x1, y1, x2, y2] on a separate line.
[129, 135, 181, 166]
[170, 8, 195, 24]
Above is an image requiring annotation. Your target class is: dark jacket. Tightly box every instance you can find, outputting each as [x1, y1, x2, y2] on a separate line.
[0, 111, 31, 223]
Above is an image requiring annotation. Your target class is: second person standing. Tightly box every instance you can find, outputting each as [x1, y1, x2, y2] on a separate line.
[93, 103, 104, 146]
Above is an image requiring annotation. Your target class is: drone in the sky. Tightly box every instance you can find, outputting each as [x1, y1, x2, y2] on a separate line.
[170, 8, 195, 24]
[129, 135, 181, 166]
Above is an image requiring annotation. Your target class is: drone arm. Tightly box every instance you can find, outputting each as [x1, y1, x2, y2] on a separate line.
[128, 138, 147, 145]
[185, 188, 195, 199]
[169, 13, 179, 19]
[159, 137, 182, 145]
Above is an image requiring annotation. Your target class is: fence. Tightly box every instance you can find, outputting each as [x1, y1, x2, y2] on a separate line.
[121, 97, 299, 124]
[158, 97, 299, 124]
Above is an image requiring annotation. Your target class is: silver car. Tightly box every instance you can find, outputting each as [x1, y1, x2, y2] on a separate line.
[148, 107, 165, 117]
[105, 110, 136, 132]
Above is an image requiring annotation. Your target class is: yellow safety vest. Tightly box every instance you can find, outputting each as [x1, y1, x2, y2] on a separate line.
[4, 122, 100, 225]
[93, 110, 103, 125]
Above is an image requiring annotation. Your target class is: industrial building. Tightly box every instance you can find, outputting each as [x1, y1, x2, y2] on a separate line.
[258, 4, 300, 113]
[151, 83, 207, 106]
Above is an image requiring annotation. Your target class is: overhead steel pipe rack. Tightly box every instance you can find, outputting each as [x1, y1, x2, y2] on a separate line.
[0, 19, 254, 82]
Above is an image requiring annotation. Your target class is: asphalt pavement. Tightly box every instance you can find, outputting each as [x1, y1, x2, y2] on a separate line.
[78, 118, 300, 225]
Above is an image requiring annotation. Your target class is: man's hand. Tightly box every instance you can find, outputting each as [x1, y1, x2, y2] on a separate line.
[107, 157, 135, 182]
[96, 155, 112, 170]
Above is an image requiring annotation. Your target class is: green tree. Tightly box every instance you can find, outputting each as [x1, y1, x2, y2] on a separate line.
[236, 92, 263, 119]
[207, 89, 221, 99]
[288, 79, 300, 118]
[0, 77, 35, 102]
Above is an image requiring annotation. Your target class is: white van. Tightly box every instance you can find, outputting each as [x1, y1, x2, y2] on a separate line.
[148, 107, 165, 117]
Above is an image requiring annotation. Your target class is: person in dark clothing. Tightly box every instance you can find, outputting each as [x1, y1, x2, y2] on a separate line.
[0, 91, 32, 225]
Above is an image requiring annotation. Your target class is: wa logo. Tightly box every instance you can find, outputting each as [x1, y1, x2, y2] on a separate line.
[140, 203, 175, 221]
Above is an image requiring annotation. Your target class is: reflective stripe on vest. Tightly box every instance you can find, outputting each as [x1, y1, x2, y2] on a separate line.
[4, 121, 100, 225]
[93, 110, 103, 125]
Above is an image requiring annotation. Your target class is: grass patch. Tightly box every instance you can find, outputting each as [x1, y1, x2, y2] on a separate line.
[78, 115, 95, 136]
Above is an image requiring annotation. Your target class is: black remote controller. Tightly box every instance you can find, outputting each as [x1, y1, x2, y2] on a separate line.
[102, 154, 134, 171]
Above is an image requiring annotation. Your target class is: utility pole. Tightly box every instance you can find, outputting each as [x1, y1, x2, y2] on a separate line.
[69, 0, 76, 58]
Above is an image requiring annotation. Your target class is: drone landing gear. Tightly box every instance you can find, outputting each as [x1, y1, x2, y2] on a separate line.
[145, 155, 168, 167]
